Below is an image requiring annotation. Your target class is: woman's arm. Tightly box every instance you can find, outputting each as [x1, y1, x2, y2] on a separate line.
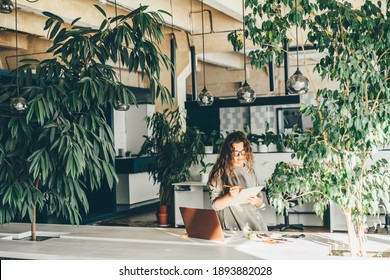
[212, 186, 241, 210]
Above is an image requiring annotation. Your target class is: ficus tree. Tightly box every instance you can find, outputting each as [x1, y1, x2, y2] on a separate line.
[230, 0, 390, 256]
[0, 4, 172, 240]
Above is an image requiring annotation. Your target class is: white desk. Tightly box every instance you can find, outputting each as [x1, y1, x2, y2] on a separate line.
[172, 181, 212, 227]
[1, 223, 390, 260]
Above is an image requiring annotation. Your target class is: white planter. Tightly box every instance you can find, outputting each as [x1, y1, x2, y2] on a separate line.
[259, 144, 268, 153]
[267, 143, 277, 152]
[204, 146, 213, 154]
[251, 143, 259, 152]
[200, 172, 209, 183]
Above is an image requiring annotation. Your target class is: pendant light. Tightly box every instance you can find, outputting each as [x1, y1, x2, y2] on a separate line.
[197, 0, 214, 106]
[286, 0, 309, 95]
[236, 0, 255, 104]
[10, 0, 28, 114]
[0, 0, 14, 13]
[113, 0, 130, 111]
[170, 0, 176, 98]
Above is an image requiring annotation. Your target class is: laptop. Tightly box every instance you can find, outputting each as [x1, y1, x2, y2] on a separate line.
[179, 207, 244, 242]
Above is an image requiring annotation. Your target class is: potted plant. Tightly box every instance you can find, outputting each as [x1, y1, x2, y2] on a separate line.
[232, 0, 390, 257]
[204, 129, 224, 154]
[199, 160, 214, 183]
[262, 123, 282, 152]
[139, 108, 205, 225]
[0, 4, 172, 239]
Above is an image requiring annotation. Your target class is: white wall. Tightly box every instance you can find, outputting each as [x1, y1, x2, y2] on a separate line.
[114, 104, 155, 156]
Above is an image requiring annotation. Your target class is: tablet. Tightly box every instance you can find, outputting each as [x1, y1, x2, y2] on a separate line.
[229, 186, 264, 206]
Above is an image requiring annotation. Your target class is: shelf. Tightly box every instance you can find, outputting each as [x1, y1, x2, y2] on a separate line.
[185, 95, 300, 109]
[115, 156, 156, 174]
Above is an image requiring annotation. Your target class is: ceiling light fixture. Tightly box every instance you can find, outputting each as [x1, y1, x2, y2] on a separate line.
[10, 0, 28, 113]
[236, 0, 256, 104]
[197, 0, 214, 107]
[286, 0, 309, 95]
[0, 0, 14, 14]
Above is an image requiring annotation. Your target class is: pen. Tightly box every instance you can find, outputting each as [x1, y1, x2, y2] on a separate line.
[223, 185, 243, 189]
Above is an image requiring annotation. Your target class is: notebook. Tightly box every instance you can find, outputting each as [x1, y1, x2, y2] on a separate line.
[179, 207, 244, 242]
[229, 186, 264, 206]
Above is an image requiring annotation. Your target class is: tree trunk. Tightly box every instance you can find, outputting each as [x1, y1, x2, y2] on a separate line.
[344, 207, 359, 257]
[31, 208, 36, 241]
[31, 176, 40, 241]
[356, 222, 367, 257]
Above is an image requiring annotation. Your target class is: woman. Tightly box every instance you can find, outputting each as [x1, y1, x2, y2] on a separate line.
[207, 131, 267, 232]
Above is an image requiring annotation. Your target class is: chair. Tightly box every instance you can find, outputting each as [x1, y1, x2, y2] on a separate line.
[380, 198, 390, 234]
[366, 198, 389, 234]
[268, 200, 304, 231]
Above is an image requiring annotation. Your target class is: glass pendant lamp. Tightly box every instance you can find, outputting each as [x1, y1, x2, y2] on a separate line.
[197, 0, 214, 106]
[286, 0, 309, 95]
[236, 0, 256, 104]
[0, 0, 14, 14]
[9, 0, 28, 114]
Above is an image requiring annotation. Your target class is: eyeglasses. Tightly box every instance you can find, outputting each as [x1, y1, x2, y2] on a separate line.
[233, 149, 246, 157]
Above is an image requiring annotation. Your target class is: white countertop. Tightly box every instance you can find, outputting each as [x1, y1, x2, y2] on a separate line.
[1, 223, 389, 260]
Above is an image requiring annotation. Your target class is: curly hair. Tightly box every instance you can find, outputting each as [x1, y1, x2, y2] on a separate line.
[207, 131, 254, 187]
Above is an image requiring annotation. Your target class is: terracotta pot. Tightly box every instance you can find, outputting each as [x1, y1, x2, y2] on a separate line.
[158, 204, 168, 214]
[156, 213, 168, 226]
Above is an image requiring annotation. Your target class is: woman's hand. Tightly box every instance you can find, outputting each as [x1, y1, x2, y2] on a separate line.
[227, 186, 242, 198]
[247, 195, 263, 208]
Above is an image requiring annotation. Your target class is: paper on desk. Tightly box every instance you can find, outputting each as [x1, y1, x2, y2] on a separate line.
[229, 186, 264, 206]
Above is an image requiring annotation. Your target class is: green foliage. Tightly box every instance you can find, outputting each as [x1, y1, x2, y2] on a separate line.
[228, 0, 317, 68]
[199, 160, 214, 174]
[244, 124, 263, 145]
[239, 0, 390, 255]
[204, 129, 225, 153]
[139, 109, 205, 205]
[0, 5, 172, 225]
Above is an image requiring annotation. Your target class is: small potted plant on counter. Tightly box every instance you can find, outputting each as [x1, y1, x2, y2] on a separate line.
[244, 124, 264, 152]
[199, 160, 214, 183]
[201, 130, 224, 154]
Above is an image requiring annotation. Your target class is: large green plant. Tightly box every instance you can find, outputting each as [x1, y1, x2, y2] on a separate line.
[231, 0, 390, 257]
[139, 108, 205, 206]
[0, 5, 172, 239]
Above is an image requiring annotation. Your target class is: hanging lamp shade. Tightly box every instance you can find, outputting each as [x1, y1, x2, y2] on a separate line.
[197, 86, 214, 106]
[287, 0, 309, 95]
[286, 68, 309, 95]
[10, 96, 28, 113]
[114, 102, 130, 111]
[197, 0, 214, 106]
[0, 0, 14, 14]
[237, 81, 256, 103]
[236, 0, 255, 104]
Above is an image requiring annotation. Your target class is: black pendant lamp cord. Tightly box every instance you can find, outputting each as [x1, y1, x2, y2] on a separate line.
[201, 0, 206, 90]
[15, 0, 19, 96]
[295, 0, 299, 71]
[242, 0, 247, 83]
[170, 0, 174, 37]
[114, 0, 122, 84]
